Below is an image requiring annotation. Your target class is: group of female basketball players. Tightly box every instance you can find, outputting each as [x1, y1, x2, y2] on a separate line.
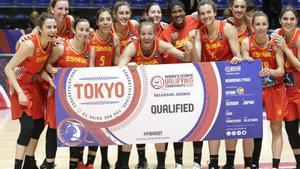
[5, 0, 300, 169]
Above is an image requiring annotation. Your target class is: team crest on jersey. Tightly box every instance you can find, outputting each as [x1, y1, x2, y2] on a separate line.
[155, 51, 159, 58]
[291, 42, 295, 48]
[218, 32, 222, 40]
[268, 44, 273, 52]
[85, 51, 89, 58]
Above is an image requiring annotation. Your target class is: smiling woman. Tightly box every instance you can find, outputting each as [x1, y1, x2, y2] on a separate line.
[4, 12, 57, 169]
[43, 18, 91, 169]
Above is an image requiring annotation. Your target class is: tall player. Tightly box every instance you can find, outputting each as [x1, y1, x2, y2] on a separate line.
[118, 18, 192, 169]
[44, 18, 91, 169]
[159, 1, 203, 168]
[241, 11, 287, 169]
[271, 7, 300, 169]
[4, 13, 57, 169]
[223, 0, 254, 168]
[87, 8, 120, 169]
[192, 0, 242, 168]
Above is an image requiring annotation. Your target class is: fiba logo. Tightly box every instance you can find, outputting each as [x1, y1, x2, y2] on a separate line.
[57, 119, 87, 146]
[151, 76, 164, 89]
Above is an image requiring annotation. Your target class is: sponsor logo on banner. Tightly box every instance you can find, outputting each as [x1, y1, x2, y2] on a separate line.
[150, 74, 194, 90]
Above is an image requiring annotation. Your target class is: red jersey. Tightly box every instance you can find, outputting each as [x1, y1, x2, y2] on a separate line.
[238, 22, 253, 43]
[200, 21, 233, 62]
[11, 34, 52, 120]
[58, 15, 74, 40]
[15, 34, 52, 83]
[45, 39, 89, 128]
[248, 35, 283, 85]
[56, 40, 89, 68]
[90, 31, 115, 66]
[131, 38, 163, 65]
[278, 28, 300, 87]
[159, 15, 201, 63]
[112, 21, 139, 54]
[156, 23, 165, 37]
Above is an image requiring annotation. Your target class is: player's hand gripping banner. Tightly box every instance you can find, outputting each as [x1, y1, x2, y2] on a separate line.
[55, 61, 263, 147]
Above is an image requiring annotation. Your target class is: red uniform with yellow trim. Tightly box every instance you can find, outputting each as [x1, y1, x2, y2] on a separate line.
[10, 34, 52, 120]
[156, 23, 165, 38]
[200, 21, 233, 62]
[249, 35, 288, 121]
[57, 15, 74, 40]
[131, 38, 164, 65]
[159, 15, 201, 63]
[112, 21, 139, 54]
[238, 22, 253, 43]
[90, 31, 115, 67]
[278, 28, 300, 121]
[46, 40, 89, 128]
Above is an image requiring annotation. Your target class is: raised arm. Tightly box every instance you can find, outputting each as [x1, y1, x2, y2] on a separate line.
[191, 29, 201, 62]
[118, 42, 137, 66]
[45, 44, 64, 74]
[113, 34, 121, 66]
[158, 40, 192, 62]
[272, 46, 285, 77]
[89, 46, 96, 67]
[224, 23, 242, 64]
[241, 37, 253, 62]
[275, 33, 300, 71]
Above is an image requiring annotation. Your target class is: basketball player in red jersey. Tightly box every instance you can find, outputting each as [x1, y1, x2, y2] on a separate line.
[47, 0, 74, 40]
[159, 1, 203, 168]
[144, 3, 168, 37]
[222, 0, 254, 168]
[191, 0, 242, 168]
[87, 8, 121, 169]
[118, 18, 192, 169]
[270, 7, 300, 169]
[44, 18, 91, 169]
[111, 1, 143, 168]
[241, 11, 287, 169]
[16, 0, 74, 50]
[4, 13, 57, 169]
[111, 0, 139, 54]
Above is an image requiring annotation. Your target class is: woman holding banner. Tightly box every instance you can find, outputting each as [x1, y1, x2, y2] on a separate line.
[118, 18, 192, 169]
[88, 8, 121, 169]
[4, 13, 57, 169]
[223, 0, 254, 168]
[44, 18, 91, 169]
[159, 1, 202, 168]
[191, 0, 242, 168]
[241, 11, 287, 169]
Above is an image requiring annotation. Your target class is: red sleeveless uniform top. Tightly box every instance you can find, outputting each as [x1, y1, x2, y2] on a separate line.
[56, 40, 89, 68]
[156, 23, 165, 37]
[58, 15, 74, 40]
[238, 23, 253, 43]
[131, 38, 163, 65]
[112, 21, 139, 54]
[200, 21, 233, 62]
[159, 15, 200, 63]
[15, 34, 52, 83]
[249, 35, 283, 85]
[278, 28, 300, 87]
[90, 31, 115, 66]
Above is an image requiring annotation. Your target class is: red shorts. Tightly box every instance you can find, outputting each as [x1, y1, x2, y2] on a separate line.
[263, 84, 288, 121]
[40, 80, 56, 129]
[285, 86, 300, 121]
[10, 80, 44, 120]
